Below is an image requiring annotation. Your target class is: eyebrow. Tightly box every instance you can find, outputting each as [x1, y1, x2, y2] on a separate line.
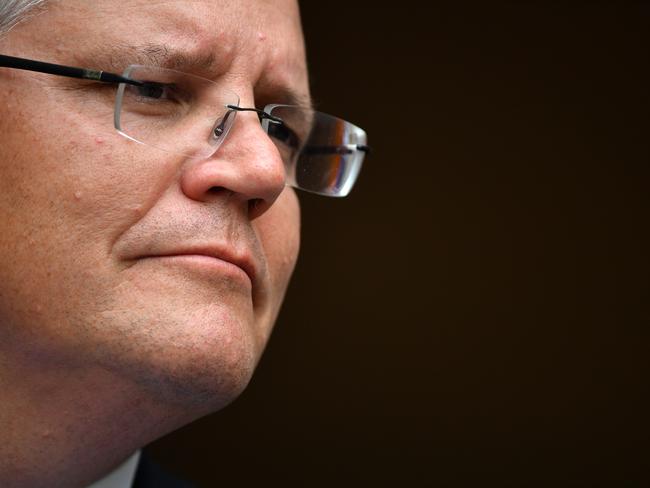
[80, 43, 314, 110]
[81, 43, 218, 74]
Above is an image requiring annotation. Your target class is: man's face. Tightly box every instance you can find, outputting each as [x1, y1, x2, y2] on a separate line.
[0, 0, 306, 409]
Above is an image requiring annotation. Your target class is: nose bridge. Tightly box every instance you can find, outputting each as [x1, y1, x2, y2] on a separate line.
[222, 108, 284, 179]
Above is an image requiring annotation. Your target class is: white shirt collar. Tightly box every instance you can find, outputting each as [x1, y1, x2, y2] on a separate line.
[85, 450, 141, 488]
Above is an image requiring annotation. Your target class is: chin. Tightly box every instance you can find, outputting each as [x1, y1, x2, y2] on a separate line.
[43, 256, 276, 417]
[90, 302, 263, 413]
[137, 348, 258, 413]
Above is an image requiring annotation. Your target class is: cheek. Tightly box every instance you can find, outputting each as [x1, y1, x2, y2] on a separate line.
[0, 84, 178, 247]
[256, 188, 301, 292]
[0, 84, 178, 340]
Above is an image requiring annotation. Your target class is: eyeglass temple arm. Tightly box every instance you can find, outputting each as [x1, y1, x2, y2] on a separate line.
[302, 144, 371, 155]
[0, 54, 143, 87]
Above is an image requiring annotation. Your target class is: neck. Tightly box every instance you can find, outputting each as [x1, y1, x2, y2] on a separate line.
[0, 345, 197, 488]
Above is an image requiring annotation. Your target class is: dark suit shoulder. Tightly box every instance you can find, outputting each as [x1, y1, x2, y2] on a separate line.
[132, 451, 198, 488]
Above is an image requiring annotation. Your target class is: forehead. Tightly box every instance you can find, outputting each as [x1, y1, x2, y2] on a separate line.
[17, 0, 309, 103]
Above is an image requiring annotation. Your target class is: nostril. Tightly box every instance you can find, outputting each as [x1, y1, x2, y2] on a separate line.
[208, 186, 227, 195]
[248, 198, 263, 214]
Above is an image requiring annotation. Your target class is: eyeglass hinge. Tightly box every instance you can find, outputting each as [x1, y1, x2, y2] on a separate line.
[226, 104, 283, 124]
[82, 69, 102, 81]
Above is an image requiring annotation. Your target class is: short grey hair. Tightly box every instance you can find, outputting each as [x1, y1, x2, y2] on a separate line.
[0, 0, 49, 37]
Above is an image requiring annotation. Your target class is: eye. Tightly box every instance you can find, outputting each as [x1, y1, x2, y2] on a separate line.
[136, 82, 165, 99]
[268, 120, 301, 151]
[132, 81, 192, 105]
[135, 82, 176, 101]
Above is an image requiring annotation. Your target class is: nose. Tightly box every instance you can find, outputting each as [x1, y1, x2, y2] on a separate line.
[180, 109, 287, 220]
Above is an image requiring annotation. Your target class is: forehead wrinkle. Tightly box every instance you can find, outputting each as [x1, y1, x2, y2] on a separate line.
[65, 0, 309, 107]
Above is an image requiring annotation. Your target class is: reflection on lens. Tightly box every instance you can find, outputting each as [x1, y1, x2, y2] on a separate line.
[265, 104, 367, 197]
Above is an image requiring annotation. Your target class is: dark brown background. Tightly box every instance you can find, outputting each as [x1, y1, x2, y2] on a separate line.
[148, 3, 649, 486]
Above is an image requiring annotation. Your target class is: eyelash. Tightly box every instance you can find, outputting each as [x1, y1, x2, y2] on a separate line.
[132, 83, 186, 104]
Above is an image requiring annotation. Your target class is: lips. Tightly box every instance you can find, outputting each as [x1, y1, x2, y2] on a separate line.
[141, 245, 258, 288]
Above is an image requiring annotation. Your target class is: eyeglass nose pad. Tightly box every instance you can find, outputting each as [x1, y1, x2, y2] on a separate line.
[210, 108, 237, 146]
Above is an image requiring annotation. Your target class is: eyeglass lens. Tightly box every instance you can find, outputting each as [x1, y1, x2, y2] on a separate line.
[115, 65, 366, 197]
